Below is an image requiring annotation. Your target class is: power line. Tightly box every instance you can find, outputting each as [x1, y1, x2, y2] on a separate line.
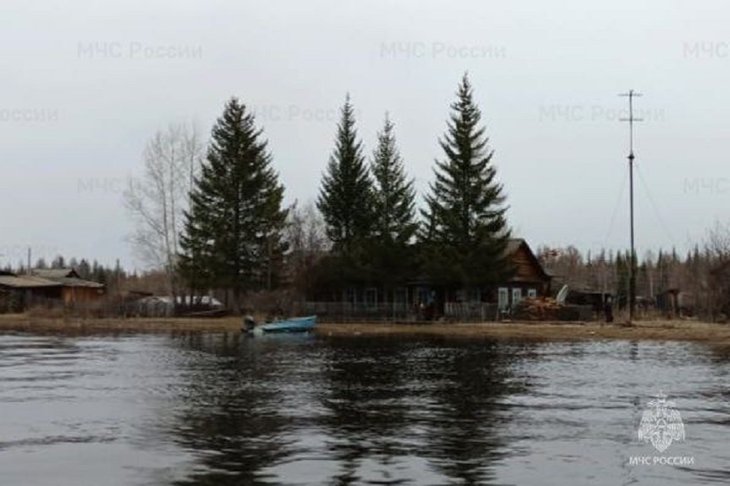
[635, 162, 677, 248]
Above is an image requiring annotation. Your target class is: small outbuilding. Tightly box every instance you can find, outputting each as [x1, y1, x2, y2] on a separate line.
[31, 268, 105, 305]
[0, 268, 104, 310]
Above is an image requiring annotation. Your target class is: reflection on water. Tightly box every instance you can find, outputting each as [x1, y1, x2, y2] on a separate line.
[0, 332, 728, 485]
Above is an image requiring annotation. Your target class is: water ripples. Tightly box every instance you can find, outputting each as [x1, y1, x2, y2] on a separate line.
[0, 333, 728, 485]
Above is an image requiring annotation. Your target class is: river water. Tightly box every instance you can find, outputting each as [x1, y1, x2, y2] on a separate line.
[0, 332, 727, 485]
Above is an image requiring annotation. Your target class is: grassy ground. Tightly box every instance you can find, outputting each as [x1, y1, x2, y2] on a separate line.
[0, 314, 243, 334]
[0, 313, 729, 345]
[316, 320, 730, 345]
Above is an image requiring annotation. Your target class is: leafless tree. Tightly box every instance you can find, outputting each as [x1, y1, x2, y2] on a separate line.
[124, 123, 204, 298]
[702, 220, 730, 320]
[705, 220, 730, 260]
[285, 201, 329, 295]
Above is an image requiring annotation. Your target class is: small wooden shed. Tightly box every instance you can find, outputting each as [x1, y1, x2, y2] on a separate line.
[31, 268, 105, 304]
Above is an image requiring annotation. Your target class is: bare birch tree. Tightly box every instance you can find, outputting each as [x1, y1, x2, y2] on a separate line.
[124, 123, 204, 298]
[285, 201, 329, 295]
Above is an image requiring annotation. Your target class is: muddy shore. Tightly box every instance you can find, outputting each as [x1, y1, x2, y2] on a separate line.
[0, 314, 728, 345]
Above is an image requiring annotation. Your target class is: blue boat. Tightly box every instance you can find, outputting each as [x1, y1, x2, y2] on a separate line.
[244, 315, 317, 335]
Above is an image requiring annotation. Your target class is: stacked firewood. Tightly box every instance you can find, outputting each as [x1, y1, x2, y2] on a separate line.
[514, 297, 565, 321]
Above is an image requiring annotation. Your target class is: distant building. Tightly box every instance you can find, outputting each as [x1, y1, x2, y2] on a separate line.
[0, 271, 62, 305]
[0, 268, 104, 311]
[31, 268, 105, 305]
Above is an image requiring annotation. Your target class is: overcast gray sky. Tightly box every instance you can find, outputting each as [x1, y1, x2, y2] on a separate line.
[1, 0, 728, 269]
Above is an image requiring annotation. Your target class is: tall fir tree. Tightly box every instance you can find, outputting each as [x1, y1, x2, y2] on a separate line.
[317, 95, 373, 254]
[371, 114, 417, 245]
[369, 114, 418, 288]
[421, 73, 512, 288]
[179, 98, 287, 311]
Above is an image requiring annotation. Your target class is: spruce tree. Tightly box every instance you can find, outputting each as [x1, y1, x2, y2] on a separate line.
[178, 201, 216, 296]
[421, 74, 511, 288]
[179, 98, 287, 311]
[371, 114, 417, 245]
[317, 95, 373, 254]
[369, 114, 417, 289]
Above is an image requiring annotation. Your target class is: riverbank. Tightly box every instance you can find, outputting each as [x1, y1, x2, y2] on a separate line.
[316, 320, 730, 345]
[0, 314, 243, 334]
[0, 313, 729, 344]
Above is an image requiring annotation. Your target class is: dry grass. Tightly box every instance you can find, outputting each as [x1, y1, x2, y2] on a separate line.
[0, 314, 243, 335]
[316, 320, 730, 346]
[0, 314, 728, 346]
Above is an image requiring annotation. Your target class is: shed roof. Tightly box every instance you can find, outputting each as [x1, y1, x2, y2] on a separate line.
[0, 275, 62, 289]
[0, 268, 104, 290]
[31, 268, 103, 288]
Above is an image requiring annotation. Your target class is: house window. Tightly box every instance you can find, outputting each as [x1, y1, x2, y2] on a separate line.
[393, 287, 407, 311]
[527, 288, 537, 298]
[498, 287, 509, 310]
[364, 288, 378, 308]
[512, 288, 523, 306]
[469, 288, 481, 303]
[344, 287, 356, 304]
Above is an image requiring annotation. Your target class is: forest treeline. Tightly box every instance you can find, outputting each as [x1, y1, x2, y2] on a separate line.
[539, 232, 730, 319]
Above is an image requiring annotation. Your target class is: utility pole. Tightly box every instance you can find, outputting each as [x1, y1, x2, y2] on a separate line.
[619, 90, 642, 323]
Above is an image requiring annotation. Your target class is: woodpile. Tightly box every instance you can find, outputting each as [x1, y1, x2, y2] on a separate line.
[514, 297, 565, 321]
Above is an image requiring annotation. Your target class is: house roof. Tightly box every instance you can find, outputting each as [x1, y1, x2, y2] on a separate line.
[406, 238, 551, 286]
[0, 275, 62, 289]
[0, 269, 104, 290]
[32, 268, 103, 288]
[504, 238, 525, 256]
[505, 238, 552, 283]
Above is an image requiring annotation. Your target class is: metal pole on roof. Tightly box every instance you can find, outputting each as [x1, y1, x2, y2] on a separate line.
[619, 90, 642, 323]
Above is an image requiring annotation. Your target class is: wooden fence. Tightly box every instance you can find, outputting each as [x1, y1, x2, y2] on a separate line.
[444, 302, 500, 322]
[298, 302, 414, 322]
[300, 301, 595, 323]
[299, 301, 501, 322]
